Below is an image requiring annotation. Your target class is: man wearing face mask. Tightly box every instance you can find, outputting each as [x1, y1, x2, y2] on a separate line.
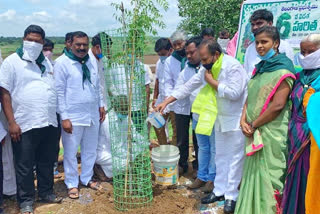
[152, 38, 173, 145]
[163, 30, 187, 152]
[43, 39, 54, 65]
[88, 32, 113, 182]
[0, 25, 61, 214]
[54, 31, 106, 199]
[157, 39, 247, 213]
[217, 29, 230, 54]
[244, 9, 294, 78]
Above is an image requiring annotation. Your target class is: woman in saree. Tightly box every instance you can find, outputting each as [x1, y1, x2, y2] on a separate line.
[235, 26, 296, 214]
[282, 34, 320, 214]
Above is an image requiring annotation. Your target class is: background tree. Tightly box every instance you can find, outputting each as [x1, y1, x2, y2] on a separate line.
[177, 0, 243, 37]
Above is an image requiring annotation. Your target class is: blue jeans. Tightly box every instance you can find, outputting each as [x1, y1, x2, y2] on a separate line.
[192, 118, 216, 182]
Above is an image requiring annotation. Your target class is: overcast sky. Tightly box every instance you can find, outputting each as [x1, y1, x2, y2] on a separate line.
[0, 0, 182, 37]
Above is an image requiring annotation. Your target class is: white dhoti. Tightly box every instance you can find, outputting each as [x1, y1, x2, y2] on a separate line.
[213, 129, 245, 201]
[2, 136, 17, 196]
[62, 122, 99, 188]
[95, 117, 113, 178]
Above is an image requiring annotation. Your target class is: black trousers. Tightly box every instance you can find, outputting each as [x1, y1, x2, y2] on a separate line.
[175, 113, 198, 172]
[12, 125, 58, 208]
[192, 128, 199, 170]
[55, 114, 61, 163]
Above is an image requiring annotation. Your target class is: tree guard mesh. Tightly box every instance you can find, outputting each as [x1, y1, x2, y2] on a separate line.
[100, 29, 153, 211]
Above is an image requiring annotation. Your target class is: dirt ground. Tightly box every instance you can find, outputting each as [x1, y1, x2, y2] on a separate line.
[3, 144, 224, 214]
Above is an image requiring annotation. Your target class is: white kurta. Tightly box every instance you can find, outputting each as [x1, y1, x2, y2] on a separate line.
[89, 50, 113, 178]
[155, 59, 167, 106]
[173, 63, 204, 115]
[172, 54, 246, 200]
[0, 109, 15, 196]
[244, 39, 294, 78]
[164, 55, 185, 112]
[54, 53, 103, 188]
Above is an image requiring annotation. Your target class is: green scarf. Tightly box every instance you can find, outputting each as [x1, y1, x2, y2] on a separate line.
[253, 53, 295, 78]
[172, 51, 187, 71]
[187, 62, 201, 73]
[64, 49, 91, 85]
[16, 45, 46, 74]
[62, 47, 69, 54]
[300, 68, 320, 86]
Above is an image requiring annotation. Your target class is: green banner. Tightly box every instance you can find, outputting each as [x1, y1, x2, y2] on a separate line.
[236, 0, 320, 64]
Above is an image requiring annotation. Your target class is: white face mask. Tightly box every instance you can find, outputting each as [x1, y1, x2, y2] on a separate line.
[298, 48, 320, 70]
[43, 50, 53, 61]
[22, 41, 43, 62]
[217, 38, 230, 50]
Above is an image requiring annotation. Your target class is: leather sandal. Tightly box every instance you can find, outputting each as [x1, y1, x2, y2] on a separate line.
[86, 180, 102, 191]
[68, 188, 79, 199]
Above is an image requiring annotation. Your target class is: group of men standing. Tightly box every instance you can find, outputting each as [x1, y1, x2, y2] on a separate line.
[153, 8, 294, 214]
[0, 7, 297, 214]
[0, 25, 112, 214]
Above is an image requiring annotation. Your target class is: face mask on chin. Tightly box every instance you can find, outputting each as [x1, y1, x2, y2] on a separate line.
[96, 46, 104, 59]
[298, 48, 320, 70]
[22, 41, 43, 62]
[258, 48, 276, 61]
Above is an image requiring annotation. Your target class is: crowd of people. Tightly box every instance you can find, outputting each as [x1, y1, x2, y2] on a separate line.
[0, 7, 319, 214]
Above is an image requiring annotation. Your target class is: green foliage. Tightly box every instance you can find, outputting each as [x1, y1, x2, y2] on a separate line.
[177, 0, 243, 37]
[111, 0, 168, 36]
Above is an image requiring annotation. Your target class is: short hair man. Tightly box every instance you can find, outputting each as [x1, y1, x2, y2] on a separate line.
[89, 32, 113, 181]
[201, 28, 215, 40]
[0, 25, 61, 214]
[54, 31, 106, 199]
[64, 32, 73, 51]
[157, 39, 247, 214]
[152, 38, 173, 145]
[244, 9, 294, 77]
[43, 38, 55, 65]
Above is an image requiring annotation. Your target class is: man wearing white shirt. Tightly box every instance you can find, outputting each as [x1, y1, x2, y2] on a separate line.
[0, 25, 61, 214]
[244, 9, 294, 77]
[163, 30, 187, 149]
[54, 31, 106, 199]
[89, 32, 113, 181]
[152, 38, 174, 145]
[173, 36, 202, 178]
[157, 39, 247, 213]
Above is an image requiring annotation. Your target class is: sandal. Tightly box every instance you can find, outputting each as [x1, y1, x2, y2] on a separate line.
[20, 205, 33, 214]
[68, 188, 79, 199]
[86, 180, 103, 191]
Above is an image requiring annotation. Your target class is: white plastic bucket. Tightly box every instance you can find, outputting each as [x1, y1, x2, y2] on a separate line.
[147, 112, 165, 128]
[151, 145, 180, 185]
